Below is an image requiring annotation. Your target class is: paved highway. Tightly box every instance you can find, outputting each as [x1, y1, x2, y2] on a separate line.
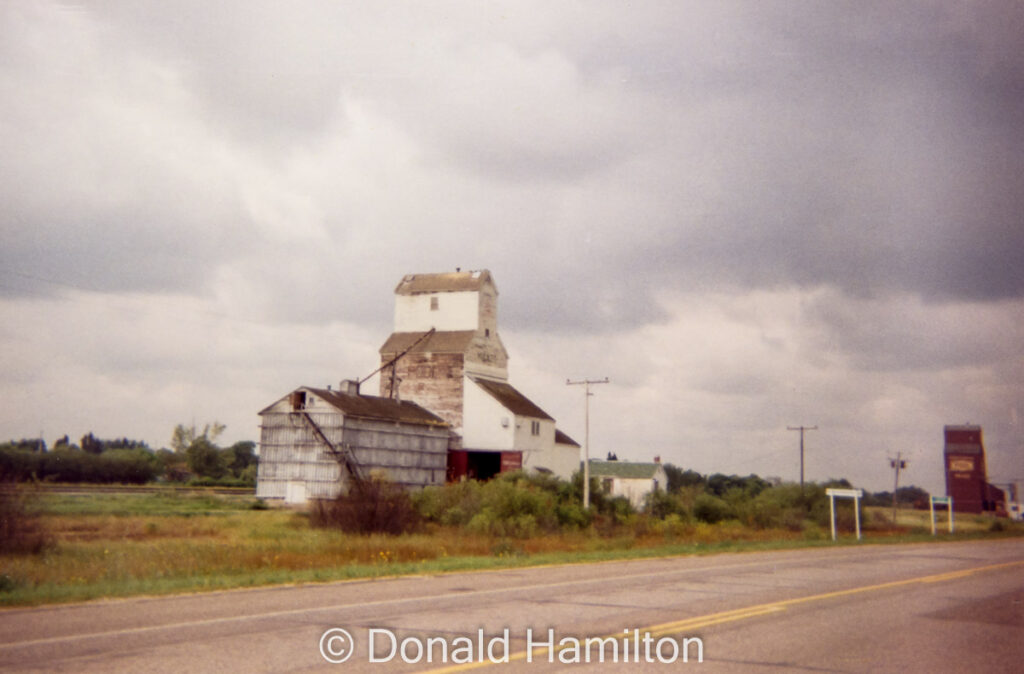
[1, 539, 1022, 672]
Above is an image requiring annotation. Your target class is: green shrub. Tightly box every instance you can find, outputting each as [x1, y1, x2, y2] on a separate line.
[415, 471, 602, 537]
[603, 497, 635, 526]
[655, 513, 692, 540]
[555, 502, 591, 529]
[413, 480, 482, 526]
[693, 493, 733, 523]
[644, 489, 690, 520]
[745, 484, 800, 530]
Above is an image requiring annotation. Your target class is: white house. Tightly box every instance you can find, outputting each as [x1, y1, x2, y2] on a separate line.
[588, 460, 668, 509]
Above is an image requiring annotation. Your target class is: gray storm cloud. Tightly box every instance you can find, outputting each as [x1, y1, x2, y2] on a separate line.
[1, 1, 1021, 492]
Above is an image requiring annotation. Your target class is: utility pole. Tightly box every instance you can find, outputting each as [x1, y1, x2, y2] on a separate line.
[787, 425, 817, 489]
[567, 377, 609, 509]
[889, 452, 907, 524]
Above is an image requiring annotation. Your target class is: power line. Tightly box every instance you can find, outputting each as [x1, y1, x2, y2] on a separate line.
[567, 377, 609, 509]
[889, 452, 907, 523]
[787, 425, 817, 489]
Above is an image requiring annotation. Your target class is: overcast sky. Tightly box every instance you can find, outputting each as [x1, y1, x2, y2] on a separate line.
[2, 1, 1022, 494]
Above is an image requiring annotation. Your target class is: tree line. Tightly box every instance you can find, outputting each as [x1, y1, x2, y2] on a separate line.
[0, 424, 257, 486]
[660, 464, 930, 510]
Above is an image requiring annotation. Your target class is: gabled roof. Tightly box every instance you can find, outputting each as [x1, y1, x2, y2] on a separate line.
[379, 330, 477, 355]
[395, 270, 494, 295]
[588, 460, 664, 480]
[555, 429, 580, 447]
[469, 376, 553, 420]
[259, 387, 449, 427]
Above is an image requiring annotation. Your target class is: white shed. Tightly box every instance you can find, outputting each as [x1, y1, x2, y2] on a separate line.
[588, 460, 668, 509]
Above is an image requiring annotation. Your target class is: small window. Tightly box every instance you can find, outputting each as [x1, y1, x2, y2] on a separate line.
[531, 420, 540, 436]
[485, 328, 490, 337]
[430, 296, 439, 311]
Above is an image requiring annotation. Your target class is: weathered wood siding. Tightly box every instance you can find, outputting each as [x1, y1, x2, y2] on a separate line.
[256, 410, 449, 500]
[464, 331, 508, 379]
[383, 352, 466, 436]
[477, 280, 498, 335]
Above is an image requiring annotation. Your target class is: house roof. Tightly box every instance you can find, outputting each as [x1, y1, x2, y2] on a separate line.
[395, 270, 494, 295]
[588, 460, 664, 479]
[311, 388, 449, 426]
[379, 330, 477, 355]
[469, 376, 553, 420]
[259, 388, 449, 427]
[555, 429, 580, 447]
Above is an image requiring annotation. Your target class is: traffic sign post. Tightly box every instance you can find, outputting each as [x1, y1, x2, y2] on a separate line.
[930, 496, 954, 535]
[825, 488, 864, 541]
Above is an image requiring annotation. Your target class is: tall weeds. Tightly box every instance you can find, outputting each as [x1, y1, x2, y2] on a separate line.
[310, 476, 420, 535]
[0, 481, 51, 554]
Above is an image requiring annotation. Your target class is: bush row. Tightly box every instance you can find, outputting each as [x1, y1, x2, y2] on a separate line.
[312, 470, 867, 537]
[644, 483, 841, 531]
[414, 471, 600, 537]
[0, 448, 159, 484]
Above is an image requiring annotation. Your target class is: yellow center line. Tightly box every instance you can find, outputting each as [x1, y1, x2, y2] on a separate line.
[420, 558, 1024, 673]
[920, 569, 978, 583]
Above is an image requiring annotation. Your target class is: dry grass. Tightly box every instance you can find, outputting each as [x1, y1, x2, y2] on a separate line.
[40, 514, 225, 542]
[0, 516, 811, 597]
[864, 505, 1002, 533]
[1, 505, 495, 599]
[1, 492, 1020, 607]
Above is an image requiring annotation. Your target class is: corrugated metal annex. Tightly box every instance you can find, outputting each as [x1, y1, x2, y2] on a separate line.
[256, 386, 450, 502]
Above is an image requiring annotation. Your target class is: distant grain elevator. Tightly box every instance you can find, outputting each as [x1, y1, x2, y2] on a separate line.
[256, 269, 580, 502]
[943, 424, 1006, 514]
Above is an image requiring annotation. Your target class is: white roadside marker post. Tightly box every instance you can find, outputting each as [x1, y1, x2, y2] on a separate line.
[826, 488, 864, 541]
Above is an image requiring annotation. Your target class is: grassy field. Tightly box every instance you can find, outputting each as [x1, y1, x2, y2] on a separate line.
[1, 489, 1021, 607]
